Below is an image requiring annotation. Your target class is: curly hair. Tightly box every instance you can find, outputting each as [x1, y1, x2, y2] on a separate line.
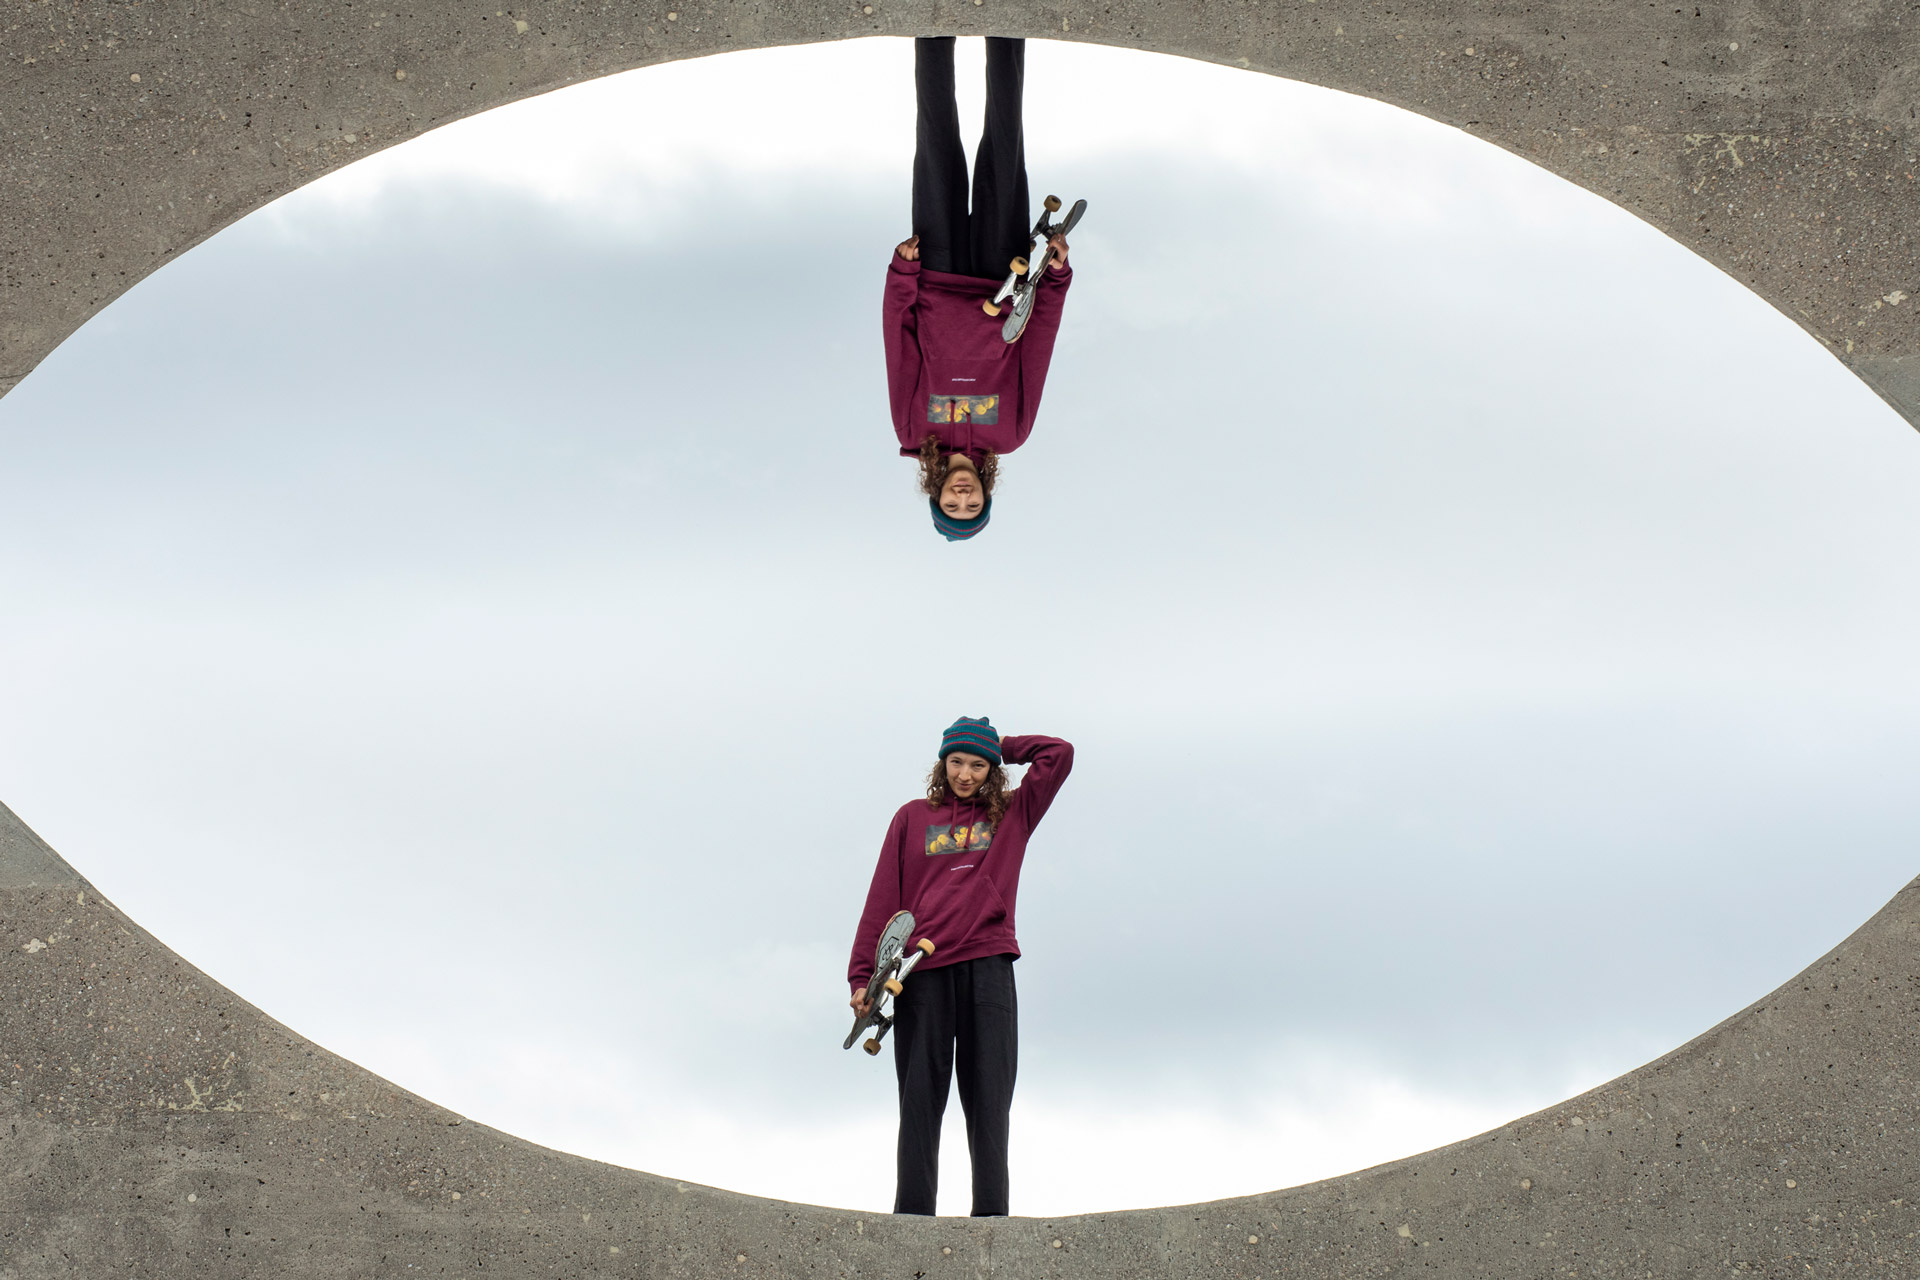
[926, 756, 1011, 830]
[917, 433, 999, 501]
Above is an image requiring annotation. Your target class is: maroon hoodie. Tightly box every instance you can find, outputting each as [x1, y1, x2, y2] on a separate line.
[883, 256, 1073, 461]
[847, 734, 1075, 988]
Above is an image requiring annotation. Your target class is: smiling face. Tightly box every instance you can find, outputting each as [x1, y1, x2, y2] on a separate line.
[938, 455, 985, 519]
[944, 751, 992, 799]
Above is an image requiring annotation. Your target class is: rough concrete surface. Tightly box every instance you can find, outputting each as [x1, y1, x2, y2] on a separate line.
[4, 798, 1917, 1276]
[3, 2, 1920, 424]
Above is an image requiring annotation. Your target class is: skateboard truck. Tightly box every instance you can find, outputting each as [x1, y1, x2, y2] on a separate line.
[844, 910, 937, 1056]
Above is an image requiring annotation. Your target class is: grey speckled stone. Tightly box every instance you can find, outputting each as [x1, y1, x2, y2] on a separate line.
[0, 804, 77, 892]
[3, 795, 1917, 1276]
[2, 2, 1919, 427]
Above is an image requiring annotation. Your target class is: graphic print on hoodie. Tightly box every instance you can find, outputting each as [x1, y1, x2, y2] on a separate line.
[847, 735, 1074, 988]
[926, 822, 994, 856]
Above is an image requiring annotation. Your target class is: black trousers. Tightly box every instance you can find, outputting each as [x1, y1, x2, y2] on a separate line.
[913, 37, 1031, 280]
[892, 953, 1019, 1216]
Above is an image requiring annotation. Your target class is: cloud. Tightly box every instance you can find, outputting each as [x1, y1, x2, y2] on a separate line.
[343, 1027, 1548, 1216]
[278, 40, 1599, 236]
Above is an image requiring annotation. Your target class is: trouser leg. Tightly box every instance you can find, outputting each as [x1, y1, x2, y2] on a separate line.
[892, 962, 957, 1215]
[912, 37, 971, 277]
[954, 954, 1019, 1217]
[969, 37, 1032, 279]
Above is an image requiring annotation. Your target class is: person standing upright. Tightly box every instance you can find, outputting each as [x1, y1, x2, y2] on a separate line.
[885, 37, 1076, 542]
[846, 716, 1074, 1215]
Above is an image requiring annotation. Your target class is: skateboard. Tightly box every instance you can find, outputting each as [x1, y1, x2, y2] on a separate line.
[843, 909, 937, 1056]
[984, 194, 1087, 343]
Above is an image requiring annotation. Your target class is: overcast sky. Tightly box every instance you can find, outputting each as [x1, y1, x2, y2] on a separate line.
[3, 39, 1919, 1216]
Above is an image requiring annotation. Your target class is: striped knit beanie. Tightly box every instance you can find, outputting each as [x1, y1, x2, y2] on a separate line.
[939, 716, 1002, 765]
[930, 497, 992, 542]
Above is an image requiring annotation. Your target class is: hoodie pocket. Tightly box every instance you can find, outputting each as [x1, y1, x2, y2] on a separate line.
[981, 877, 1011, 928]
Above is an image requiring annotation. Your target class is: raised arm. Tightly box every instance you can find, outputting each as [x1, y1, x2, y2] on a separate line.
[847, 806, 910, 990]
[1013, 263, 1073, 443]
[1003, 733, 1075, 832]
[883, 249, 925, 446]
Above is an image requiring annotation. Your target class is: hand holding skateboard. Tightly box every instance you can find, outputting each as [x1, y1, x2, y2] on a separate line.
[984, 195, 1086, 343]
[844, 909, 936, 1056]
[896, 235, 921, 262]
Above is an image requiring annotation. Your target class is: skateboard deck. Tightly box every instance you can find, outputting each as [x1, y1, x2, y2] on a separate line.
[843, 909, 936, 1055]
[986, 195, 1087, 343]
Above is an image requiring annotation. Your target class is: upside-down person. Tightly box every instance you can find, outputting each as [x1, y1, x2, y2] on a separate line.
[846, 717, 1074, 1216]
[885, 36, 1074, 542]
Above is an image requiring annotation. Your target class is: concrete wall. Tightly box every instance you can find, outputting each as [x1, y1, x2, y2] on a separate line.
[4, 1, 1920, 425]
[4, 800, 1916, 1276]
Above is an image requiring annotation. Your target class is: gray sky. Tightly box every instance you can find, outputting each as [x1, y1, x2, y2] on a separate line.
[3, 40, 1918, 1214]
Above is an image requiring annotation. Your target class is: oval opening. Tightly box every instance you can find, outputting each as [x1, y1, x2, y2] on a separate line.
[3, 39, 1916, 1216]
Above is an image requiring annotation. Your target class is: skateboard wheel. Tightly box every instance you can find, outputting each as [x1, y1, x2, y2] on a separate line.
[863, 1038, 882, 1056]
[918, 939, 936, 955]
[1044, 194, 1062, 213]
[1010, 256, 1029, 275]
[982, 298, 1001, 317]
[883, 979, 904, 996]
